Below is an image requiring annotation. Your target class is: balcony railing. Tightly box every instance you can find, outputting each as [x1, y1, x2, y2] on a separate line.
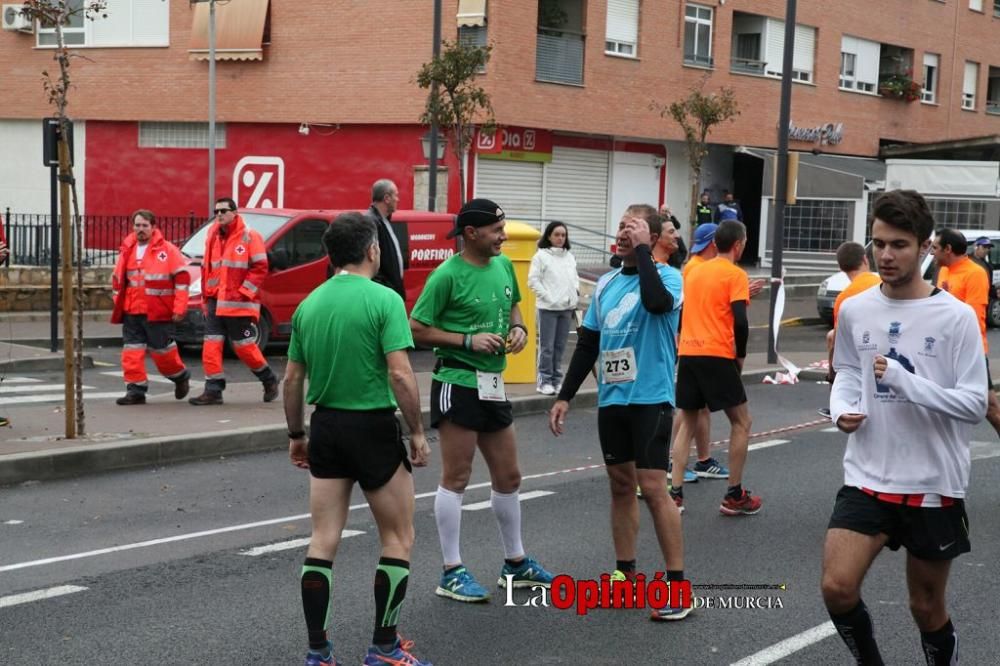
[684, 52, 714, 68]
[987, 99, 1000, 115]
[730, 57, 765, 75]
[536, 29, 585, 85]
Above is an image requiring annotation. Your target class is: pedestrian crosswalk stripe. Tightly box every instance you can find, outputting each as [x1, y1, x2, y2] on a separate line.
[0, 377, 43, 384]
[99, 370, 180, 385]
[463, 490, 555, 512]
[0, 391, 124, 406]
[0, 383, 96, 394]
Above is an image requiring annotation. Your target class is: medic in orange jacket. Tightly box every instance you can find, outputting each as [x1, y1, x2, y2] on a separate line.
[110, 215, 191, 405]
[201, 212, 268, 318]
[189, 204, 279, 405]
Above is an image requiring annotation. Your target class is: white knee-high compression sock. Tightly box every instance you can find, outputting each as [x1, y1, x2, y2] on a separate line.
[434, 486, 464, 566]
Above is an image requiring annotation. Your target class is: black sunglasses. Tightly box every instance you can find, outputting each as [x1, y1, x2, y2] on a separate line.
[214, 208, 233, 215]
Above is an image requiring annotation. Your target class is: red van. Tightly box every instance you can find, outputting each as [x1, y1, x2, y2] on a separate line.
[174, 208, 457, 348]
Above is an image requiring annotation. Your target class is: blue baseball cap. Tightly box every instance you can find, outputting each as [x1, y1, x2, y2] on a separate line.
[975, 236, 993, 247]
[691, 223, 718, 254]
[719, 208, 739, 221]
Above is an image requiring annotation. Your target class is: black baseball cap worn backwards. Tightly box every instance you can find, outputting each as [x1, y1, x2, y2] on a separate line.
[447, 198, 506, 238]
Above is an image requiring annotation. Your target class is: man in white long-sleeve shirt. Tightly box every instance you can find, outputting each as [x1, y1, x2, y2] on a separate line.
[822, 189, 987, 666]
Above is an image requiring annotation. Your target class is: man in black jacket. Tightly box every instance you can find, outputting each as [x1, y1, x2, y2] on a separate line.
[366, 179, 406, 299]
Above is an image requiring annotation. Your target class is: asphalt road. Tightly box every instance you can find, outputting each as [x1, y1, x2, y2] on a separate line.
[3, 381, 999, 665]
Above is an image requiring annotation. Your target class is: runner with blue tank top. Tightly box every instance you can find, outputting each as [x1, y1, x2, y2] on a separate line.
[549, 205, 690, 622]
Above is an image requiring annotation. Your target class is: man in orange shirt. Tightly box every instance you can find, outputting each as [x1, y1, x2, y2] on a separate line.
[110, 210, 191, 405]
[818, 242, 881, 419]
[932, 228, 1000, 436]
[672, 220, 761, 516]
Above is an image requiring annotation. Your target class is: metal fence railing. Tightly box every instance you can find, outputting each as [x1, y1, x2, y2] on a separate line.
[0, 210, 205, 266]
[516, 218, 615, 278]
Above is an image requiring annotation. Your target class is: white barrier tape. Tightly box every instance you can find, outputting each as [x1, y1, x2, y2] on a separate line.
[763, 269, 801, 385]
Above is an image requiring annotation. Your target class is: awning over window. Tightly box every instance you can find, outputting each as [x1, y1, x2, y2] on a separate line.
[189, 0, 270, 61]
[457, 0, 487, 27]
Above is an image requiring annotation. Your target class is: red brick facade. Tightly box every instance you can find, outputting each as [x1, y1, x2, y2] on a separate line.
[3, 1, 1000, 154]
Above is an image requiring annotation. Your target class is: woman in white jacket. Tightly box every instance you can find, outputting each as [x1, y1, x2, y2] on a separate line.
[528, 221, 580, 395]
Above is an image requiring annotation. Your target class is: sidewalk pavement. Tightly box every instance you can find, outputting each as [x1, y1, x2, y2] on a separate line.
[0, 339, 837, 486]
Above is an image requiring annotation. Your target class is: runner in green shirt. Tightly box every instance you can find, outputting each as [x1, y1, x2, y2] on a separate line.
[410, 198, 555, 603]
[284, 211, 432, 666]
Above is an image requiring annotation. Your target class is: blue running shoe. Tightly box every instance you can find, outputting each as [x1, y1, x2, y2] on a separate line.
[668, 461, 699, 484]
[497, 556, 555, 588]
[693, 457, 730, 479]
[435, 566, 490, 602]
[363, 637, 432, 666]
[304, 641, 339, 666]
[650, 605, 692, 621]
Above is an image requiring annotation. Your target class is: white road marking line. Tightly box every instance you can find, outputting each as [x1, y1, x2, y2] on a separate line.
[0, 467, 604, 573]
[821, 427, 839, 433]
[240, 530, 365, 556]
[0, 585, 89, 609]
[730, 621, 837, 666]
[0, 377, 43, 384]
[463, 490, 555, 511]
[0, 391, 124, 406]
[4, 520, 24, 525]
[747, 439, 790, 451]
[0, 384, 95, 394]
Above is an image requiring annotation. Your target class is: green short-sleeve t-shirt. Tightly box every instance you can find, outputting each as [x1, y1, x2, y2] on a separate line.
[410, 253, 521, 389]
[288, 273, 413, 410]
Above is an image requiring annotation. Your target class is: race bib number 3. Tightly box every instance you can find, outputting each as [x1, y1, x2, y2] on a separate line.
[602, 348, 637, 384]
[476, 370, 507, 402]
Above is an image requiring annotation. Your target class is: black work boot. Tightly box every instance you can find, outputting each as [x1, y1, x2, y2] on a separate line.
[174, 375, 191, 400]
[262, 379, 280, 403]
[116, 394, 146, 406]
[189, 392, 223, 406]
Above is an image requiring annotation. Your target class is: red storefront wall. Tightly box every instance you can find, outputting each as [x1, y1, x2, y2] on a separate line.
[84, 120, 462, 231]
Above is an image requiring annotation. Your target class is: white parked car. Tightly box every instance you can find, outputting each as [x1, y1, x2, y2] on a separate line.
[817, 229, 1000, 326]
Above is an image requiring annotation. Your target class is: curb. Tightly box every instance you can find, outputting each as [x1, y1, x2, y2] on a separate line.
[0, 389, 600, 487]
[0, 355, 95, 373]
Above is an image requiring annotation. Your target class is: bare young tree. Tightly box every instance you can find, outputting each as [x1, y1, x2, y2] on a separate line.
[20, 0, 108, 438]
[653, 79, 740, 228]
[417, 39, 496, 206]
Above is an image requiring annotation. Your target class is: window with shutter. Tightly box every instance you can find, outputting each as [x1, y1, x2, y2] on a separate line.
[922, 53, 939, 104]
[605, 0, 639, 57]
[963, 61, 979, 110]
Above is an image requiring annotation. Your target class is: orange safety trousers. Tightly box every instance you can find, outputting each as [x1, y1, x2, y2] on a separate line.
[202, 298, 274, 394]
[122, 314, 188, 395]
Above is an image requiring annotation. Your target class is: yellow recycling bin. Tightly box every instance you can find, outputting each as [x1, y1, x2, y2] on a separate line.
[501, 221, 540, 385]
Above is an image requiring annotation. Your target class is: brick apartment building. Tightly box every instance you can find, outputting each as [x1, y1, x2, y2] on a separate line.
[3, 0, 1000, 265]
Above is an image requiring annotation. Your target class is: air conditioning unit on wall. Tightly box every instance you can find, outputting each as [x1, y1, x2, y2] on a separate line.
[2, 4, 33, 33]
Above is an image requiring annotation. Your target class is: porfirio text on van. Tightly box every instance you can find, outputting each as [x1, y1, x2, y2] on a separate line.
[174, 208, 458, 348]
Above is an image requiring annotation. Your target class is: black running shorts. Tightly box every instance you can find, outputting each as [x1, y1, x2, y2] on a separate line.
[308, 407, 411, 490]
[675, 356, 747, 412]
[827, 486, 971, 561]
[597, 403, 672, 470]
[430, 380, 513, 433]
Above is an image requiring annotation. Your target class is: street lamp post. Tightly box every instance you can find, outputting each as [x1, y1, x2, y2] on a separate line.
[427, 0, 442, 211]
[208, 0, 217, 215]
[192, 0, 218, 216]
[767, 0, 797, 364]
